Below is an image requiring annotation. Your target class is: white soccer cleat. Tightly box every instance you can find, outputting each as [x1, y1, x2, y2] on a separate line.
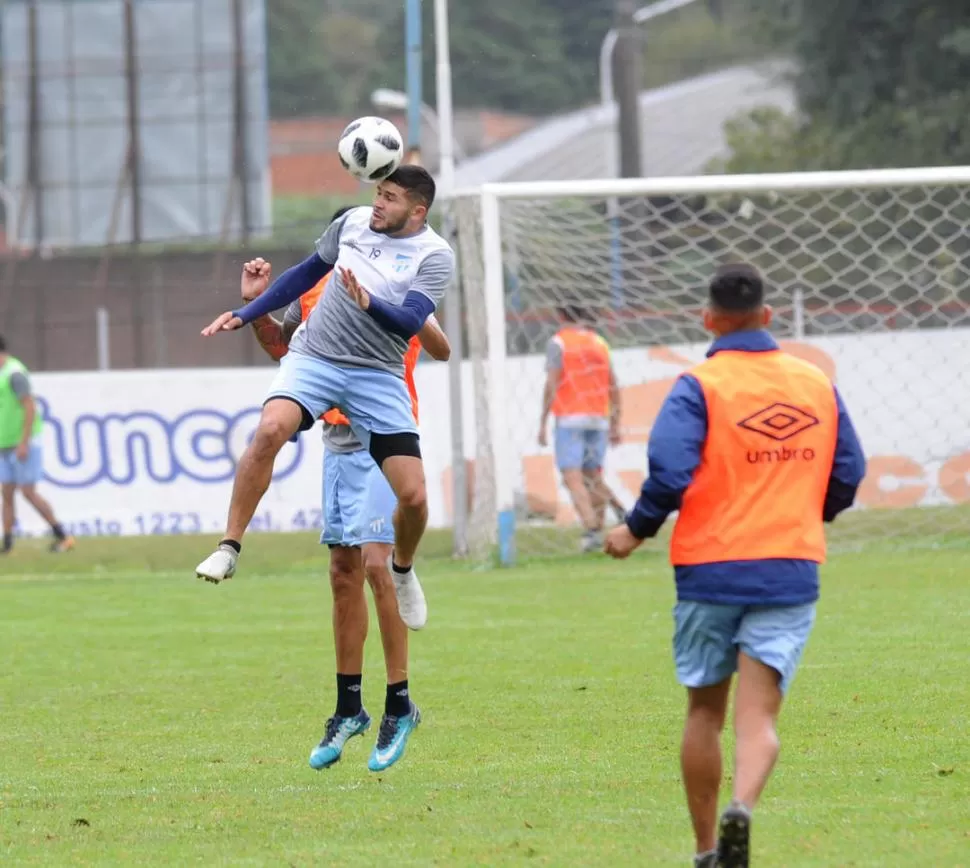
[388, 555, 427, 631]
[195, 544, 239, 584]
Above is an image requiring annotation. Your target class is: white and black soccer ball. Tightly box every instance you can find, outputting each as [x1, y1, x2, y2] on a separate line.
[337, 116, 404, 183]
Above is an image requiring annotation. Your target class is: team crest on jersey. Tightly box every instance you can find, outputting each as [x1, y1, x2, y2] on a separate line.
[393, 254, 412, 273]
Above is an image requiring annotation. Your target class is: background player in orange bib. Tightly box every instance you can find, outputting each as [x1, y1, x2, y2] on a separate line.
[539, 304, 626, 551]
[245, 208, 450, 773]
[605, 264, 866, 868]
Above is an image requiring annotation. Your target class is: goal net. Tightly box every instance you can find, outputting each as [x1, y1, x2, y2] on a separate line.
[453, 167, 970, 565]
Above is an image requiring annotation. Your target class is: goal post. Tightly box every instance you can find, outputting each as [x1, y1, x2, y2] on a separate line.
[453, 166, 970, 566]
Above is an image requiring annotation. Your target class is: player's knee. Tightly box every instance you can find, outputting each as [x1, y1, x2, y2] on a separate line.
[561, 470, 584, 491]
[251, 418, 291, 456]
[688, 701, 728, 733]
[329, 559, 363, 599]
[363, 553, 392, 594]
[396, 479, 427, 512]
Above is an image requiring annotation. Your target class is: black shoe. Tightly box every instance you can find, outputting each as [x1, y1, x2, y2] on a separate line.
[716, 803, 751, 868]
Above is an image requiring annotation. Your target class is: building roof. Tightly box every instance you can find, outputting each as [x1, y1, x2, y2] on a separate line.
[269, 110, 536, 197]
[452, 62, 795, 189]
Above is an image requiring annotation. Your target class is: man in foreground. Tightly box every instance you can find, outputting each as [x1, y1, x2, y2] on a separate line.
[242, 207, 451, 771]
[196, 167, 454, 632]
[0, 335, 75, 554]
[604, 264, 866, 868]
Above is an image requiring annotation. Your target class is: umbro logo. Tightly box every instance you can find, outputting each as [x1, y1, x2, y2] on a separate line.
[737, 402, 819, 442]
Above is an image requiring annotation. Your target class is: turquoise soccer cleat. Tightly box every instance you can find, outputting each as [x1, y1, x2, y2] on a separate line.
[367, 703, 421, 772]
[308, 710, 371, 770]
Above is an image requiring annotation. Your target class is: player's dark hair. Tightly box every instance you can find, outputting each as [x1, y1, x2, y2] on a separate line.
[709, 263, 764, 313]
[384, 164, 436, 210]
[0, 334, 6, 352]
[329, 205, 355, 224]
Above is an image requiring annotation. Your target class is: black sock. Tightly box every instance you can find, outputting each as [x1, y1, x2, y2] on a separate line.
[385, 680, 410, 718]
[335, 673, 362, 718]
[391, 560, 411, 575]
[50, 522, 66, 541]
[219, 538, 242, 554]
[2, 532, 12, 552]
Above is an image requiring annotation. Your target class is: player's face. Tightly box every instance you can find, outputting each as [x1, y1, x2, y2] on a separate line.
[371, 181, 422, 234]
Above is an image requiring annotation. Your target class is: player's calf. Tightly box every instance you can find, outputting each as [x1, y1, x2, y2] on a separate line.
[371, 445, 428, 630]
[196, 399, 306, 582]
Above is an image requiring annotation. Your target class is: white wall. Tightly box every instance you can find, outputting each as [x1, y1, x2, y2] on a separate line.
[18, 327, 970, 538]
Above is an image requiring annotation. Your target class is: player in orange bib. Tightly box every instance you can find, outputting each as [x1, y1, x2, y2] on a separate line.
[538, 304, 626, 552]
[605, 264, 866, 868]
[245, 208, 450, 774]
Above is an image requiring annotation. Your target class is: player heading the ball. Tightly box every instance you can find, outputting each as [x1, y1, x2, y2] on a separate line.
[196, 165, 455, 633]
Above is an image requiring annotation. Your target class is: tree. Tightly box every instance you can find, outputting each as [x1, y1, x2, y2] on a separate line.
[266, 0, 334, 116]
[723, 0, 970, 170]
[375, 0, 601, 115]
[266, 0, 396, 116]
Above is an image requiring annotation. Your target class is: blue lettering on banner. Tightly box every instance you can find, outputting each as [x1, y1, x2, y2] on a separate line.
[34, 398, 304, 489]
[14, 508, 326, 538]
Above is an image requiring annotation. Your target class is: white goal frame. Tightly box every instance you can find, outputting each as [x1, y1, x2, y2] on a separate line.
[463, 165, 970, 565]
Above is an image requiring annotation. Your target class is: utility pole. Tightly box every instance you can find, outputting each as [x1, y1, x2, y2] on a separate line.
[614, 0, 643, 178]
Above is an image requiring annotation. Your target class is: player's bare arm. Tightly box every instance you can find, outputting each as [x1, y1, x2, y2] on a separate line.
[417, 314, 450, 361]
[538, 367, 562, 448]
[15, 393, 35, 462]
[237, 258, 291, 361]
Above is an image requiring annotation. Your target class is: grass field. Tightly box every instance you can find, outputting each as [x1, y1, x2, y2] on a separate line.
[1, 534, 968, 866]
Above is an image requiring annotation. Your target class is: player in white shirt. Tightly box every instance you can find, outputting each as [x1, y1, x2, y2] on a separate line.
[197, 167, 454, 642]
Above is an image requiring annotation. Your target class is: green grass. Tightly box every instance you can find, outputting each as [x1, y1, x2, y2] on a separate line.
[1, 535, 968, 866]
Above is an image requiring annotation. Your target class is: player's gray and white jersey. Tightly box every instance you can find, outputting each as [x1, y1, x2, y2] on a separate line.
[288, 206, 454, 377]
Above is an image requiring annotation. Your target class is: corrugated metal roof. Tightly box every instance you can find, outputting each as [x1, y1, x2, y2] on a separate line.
[452, 62, 795, 189]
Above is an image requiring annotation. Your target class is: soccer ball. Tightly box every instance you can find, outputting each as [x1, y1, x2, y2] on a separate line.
[337, 116, 404, 183]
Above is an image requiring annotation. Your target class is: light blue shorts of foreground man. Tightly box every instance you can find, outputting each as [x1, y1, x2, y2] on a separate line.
[266, 351, 417, 447]
[673, 601, 817, 695]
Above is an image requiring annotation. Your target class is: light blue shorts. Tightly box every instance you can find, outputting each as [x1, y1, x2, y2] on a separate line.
[673, 601, 816, 695]
[266, 352, 417, 448]
[321, 448, 397, 548]
[0, 444, 43, 486]
[554, 426, 608, 471]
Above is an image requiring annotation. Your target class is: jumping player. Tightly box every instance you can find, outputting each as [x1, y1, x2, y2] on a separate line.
[197, 166, 454, 634]
[242, 223, 450, 770]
